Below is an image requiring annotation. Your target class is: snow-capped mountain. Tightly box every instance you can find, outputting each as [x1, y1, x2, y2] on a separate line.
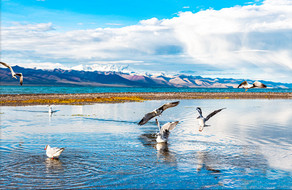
[71, 64, 131, 73]
[1, 66, 291, 88]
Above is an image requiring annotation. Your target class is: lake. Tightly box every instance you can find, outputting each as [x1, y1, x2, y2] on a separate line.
[1, 99, 292, 189]
[1, 85, 292, 94]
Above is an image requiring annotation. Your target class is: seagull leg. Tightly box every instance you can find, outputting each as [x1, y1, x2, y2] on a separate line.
[199, 126, 204, 132]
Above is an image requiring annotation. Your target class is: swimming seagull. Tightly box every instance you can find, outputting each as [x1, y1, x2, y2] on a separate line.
[49, 105, 52, 115]
[138, 101, 180, 125]
[155, 118, 179, 143]
[48, 105, 56, 116]
[44, 145, 65, 159]
[237, 81, 267, 91]
[0, 62, 23, 85]
[196, 107, 225, 132]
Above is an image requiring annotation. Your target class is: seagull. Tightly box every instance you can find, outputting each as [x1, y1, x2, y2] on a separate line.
[138, 101, 180, 125]
[196, 107, 225, 132]
[0, 62, 23, 85]
[237, 81, 267, 91]
[49, 106, 52, 115]
[155, 118, 179, 143]
[48, 105, 56, 116]
[44, 145, 65, 159]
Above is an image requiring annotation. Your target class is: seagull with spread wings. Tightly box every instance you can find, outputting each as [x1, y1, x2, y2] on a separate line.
[237, 81, 267, 91]
[0, 62, 23, 85]
[196, 107, 225, 132]
[155, 118, 179, 143]
[138, 101, 179, 125]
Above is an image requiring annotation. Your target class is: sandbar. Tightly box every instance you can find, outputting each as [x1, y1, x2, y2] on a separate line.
[0, 92, 291, 106]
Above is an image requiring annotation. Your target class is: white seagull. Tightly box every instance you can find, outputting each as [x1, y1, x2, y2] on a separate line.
[138, 101, 179, 125]
[237, 81, 267, 91]
[49, 106, 53, 115]
[44, 145, 65, 159]
[155, 118, 179, 143]
[48, 105, 56, 116]
[196, 107, 225, 132]
[0, 61, 23, 85]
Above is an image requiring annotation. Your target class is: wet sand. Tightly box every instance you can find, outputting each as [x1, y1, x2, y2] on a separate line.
[0, 92, 291, 106]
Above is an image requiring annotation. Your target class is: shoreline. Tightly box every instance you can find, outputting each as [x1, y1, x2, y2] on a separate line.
[0, 92, 291, 106]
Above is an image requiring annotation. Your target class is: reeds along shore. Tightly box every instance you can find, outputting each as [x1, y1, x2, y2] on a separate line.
[0, 92, 291, 106]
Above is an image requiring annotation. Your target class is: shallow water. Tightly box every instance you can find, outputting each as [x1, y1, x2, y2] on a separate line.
[1, 99, 292, 189]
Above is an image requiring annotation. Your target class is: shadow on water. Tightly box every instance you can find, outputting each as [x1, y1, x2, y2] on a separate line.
[85, 117, 139, 124]
[85, 117, 172, 126]
[13, 109, 60, 113]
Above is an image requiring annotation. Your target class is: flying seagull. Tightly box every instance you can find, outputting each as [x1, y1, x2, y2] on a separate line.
[0, 61, 23, 85]
[237, 81, 267, 91]
[138, 101, 180, 125]
[155, 118, 179, 143]
[44, 145, 65, 159]
[196, 107, 225, 132]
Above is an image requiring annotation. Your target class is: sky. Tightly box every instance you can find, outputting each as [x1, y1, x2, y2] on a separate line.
[1, 0, 292, 83]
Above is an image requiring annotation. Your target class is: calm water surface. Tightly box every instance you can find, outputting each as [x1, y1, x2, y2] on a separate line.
[1, 85, 292, 94]
[1, 99, 292, 189]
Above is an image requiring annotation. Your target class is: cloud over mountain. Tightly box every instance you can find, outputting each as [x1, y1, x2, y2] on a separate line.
[2, 0, 292, 83]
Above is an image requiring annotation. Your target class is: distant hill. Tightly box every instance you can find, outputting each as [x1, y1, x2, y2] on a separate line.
[1, 66, 291, 88]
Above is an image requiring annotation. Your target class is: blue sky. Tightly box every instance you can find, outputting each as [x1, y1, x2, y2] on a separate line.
[1, 0, 292, 83]
[2, 0, 263, 29]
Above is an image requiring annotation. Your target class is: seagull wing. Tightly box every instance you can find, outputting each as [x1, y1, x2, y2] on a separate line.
[158, 101, 180, 112]
[51, 147, 65, 157]
[161, 121, 179, 132]
[15, 73, 23, 85]
[0, 62, 15, 75]
[237, 81, 248, 88]
[205, 108, 226, 122]
[253, 81, 267, 88]
[138, 111, 157, 125]
[0, 62, 10, 68]
[196, 107, 203, 117]
[160, 121, 179, 139]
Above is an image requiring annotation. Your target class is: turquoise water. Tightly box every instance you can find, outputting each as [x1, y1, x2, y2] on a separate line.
[1, 99, 292, 189]
[0, 85, 292, 94]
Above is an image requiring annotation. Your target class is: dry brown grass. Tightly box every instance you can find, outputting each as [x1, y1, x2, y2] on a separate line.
[0, 96, 145, 105]
[0, 92, 291, 106]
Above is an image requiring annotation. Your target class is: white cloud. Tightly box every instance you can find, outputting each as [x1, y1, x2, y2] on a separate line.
[1, 0, 292, 83]
[10, 62, 70, 70]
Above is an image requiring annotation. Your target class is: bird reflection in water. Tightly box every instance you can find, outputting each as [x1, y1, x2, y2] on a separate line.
[196, 151, 223, 188]
[155, 142, 177, 163]
[196, 151, 220, 173]
[45, 158, 64, 173]
[139, 133, 177, 164]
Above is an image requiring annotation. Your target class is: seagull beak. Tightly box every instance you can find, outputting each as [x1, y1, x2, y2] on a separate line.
[199, 126, 204, 132]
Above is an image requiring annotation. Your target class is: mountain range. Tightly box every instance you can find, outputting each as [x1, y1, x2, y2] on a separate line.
[0, 66, 291, 88]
